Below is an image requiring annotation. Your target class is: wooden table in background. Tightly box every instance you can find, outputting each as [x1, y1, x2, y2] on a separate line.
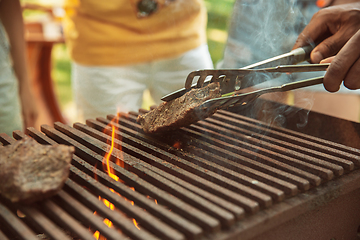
[25, 21, 67, 130]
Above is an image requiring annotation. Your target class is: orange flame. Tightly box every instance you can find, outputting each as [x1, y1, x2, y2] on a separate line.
[103, 125, 119, 181]
[94, 119, 141, 239]
[94, 125, 118, 239]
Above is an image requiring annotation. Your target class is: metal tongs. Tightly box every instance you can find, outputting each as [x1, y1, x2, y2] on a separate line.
[161, 45, 329, 112]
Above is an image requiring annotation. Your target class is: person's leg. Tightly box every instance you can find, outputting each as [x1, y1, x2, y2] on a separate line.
[71, 62, 149, 121]
[0, 70, 22, 135]
[0, 21, 22, 135]
[150, 44, 214, 105]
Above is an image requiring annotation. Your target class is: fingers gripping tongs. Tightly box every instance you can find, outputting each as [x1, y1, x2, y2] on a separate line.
[161, 45, 329, 112]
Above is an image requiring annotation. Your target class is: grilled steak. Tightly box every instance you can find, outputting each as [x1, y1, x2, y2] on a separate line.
[137, 82, 221, 133]
[0, 137, 74, 204]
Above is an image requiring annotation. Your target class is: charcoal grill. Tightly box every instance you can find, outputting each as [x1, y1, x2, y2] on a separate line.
[1, 99, 360, 240]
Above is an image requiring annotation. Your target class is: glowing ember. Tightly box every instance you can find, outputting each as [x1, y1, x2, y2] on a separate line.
[173, 141, 181, 149]
[93, 231, 100, 239]
[147, 195, 158, 205]
[133, 219, 140, 230]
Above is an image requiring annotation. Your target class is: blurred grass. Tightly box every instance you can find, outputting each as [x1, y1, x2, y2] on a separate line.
[52, 44, 72, 107]
[26, 0, 235, 114]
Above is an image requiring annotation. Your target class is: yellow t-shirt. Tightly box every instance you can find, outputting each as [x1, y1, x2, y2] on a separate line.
[63, 0, 208, 65]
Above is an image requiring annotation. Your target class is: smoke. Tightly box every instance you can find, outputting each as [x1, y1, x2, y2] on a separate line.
[220, 0, 321, 130]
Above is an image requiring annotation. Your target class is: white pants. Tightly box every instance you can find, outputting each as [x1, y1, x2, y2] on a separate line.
[71, 44, 213, 121]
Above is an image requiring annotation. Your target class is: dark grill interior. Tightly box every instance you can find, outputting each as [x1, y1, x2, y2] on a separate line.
[1, 100, 360, 240]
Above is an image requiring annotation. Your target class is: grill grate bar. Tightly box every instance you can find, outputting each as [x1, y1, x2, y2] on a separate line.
[185, 124, 338, 179]
[72, 158, 203, 240]
[1, 107, 360, 240]
[0, 133, 73, 239]
[97, 115, 272, 211]
[92, 117, 248, 217]
[99, 116, 263, 214]
[85, 118, 263, 212]
[167, 125, 321, 186]
[14, 201, 72, 240]
[0, 200, 38, 240]
[199, 118, 350, 172]
[75, 122, 237, 227]
[7, 131, 129, 240]
[50, 122, 221, 232]
[97, 117, 285, 204]
[63, 178, 163, 240]
[0, 133, 15, 145]
[54, 190, 128, 240]
[41, 124, 220, 235]
[124, 113, 316, 189]
[218, 110, 360, 164]
[107, 114, 301, 197]
[13, 129, 168, 240]
[67, 166, 184, 240]
[84, 121, 244, 220]
[0, 229, 9, 240]
[40, 199, 96, 240]
[125, 110, 356, 189]
[26, 128, 197, 240]
[208, 112, 355, 170]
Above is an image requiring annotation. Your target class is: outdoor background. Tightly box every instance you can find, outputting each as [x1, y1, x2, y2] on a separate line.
[21, 0, 236, 122]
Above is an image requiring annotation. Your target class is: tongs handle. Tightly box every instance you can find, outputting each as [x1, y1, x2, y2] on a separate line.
[262, 63, 329, 73]
[241, 45, 314, 70]
[280, 75, 324, 92]
[200, 76, 324, 111]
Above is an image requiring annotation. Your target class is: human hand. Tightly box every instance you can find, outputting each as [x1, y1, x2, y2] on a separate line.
[293, 3, 360, 63]
[320, 29, 360, 92]
[19, 82, 38, 129]
[329, 0, 360, 6]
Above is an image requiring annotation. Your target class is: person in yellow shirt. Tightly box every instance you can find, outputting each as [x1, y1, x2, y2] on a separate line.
[63, 0, 213, 121]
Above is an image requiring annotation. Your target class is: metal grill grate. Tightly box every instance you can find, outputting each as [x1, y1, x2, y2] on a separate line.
[1, 106, 360, 240]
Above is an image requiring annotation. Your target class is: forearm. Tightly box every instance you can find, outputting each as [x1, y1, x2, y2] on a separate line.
[0, 0, 29, 88]
[0, 0, 38, 128]
[330, 0, 360, 5]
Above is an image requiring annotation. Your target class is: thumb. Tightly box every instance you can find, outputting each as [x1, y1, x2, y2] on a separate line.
[311, 32, 348, 63]
[320, 56, 335, 63]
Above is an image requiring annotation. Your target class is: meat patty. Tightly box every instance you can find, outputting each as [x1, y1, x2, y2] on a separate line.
[137, 82, 221, 134]
[0, 137, 74, 204]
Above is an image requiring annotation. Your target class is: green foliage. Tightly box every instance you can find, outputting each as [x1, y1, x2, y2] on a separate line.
[205, 0, 235, 66]
[51, 44, 72, 108]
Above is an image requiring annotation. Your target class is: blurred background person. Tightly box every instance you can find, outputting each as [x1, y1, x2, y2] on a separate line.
[0, 0, 38, 135]
[218, 0, 360, 123]
[63, 0, 213, 122]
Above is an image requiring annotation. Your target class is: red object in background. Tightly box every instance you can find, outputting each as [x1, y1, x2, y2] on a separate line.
[316, 0, 334, 8]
